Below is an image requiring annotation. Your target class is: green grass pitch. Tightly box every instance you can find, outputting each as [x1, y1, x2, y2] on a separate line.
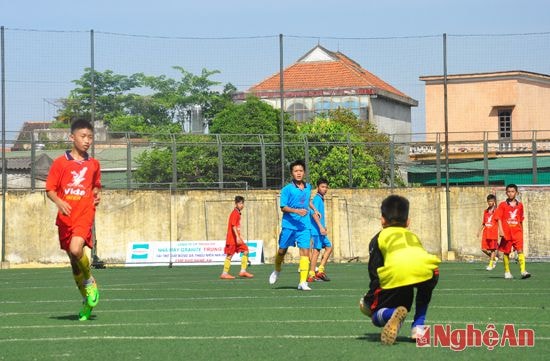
[1, 262, 549, 360]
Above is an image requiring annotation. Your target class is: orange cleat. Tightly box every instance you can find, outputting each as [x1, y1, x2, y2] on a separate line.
[238, 271, 254, 278]
[220, 273, 235, 279]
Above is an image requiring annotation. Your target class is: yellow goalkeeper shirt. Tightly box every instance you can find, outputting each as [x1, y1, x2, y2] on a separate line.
[375, 226, 440, 289]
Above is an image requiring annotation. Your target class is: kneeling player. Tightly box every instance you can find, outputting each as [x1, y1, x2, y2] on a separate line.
[359, 195, 440, 344]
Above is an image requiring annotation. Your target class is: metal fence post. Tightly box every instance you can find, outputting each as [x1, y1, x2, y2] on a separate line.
[30, 131, 36, 191]
[126, 133, 132, 189]
[217, 134, 223, 188]
[436, 135, 441, 187]
[389, 137, 395, 189]
[304, 135, 310, 183]
[171, 134, 177, 188]
[483, 132, 489, 186]
[347, 134, 352, 188]
[532, 131, 538, 184]
[279, 34, 285, 186]
[260, 135, 267, 188]
[1, 26, 7, 265]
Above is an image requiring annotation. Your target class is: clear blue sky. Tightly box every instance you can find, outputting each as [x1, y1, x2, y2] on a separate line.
[1, 0, 549, 135]
[2, 0, 549, 39]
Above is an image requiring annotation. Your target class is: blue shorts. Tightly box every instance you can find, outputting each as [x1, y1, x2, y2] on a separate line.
[278, 228, 311, 249]
[312, 235, 332, 250]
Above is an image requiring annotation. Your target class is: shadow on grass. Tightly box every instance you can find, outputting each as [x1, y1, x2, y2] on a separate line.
[271, 286, 301, 290]
[49, 314, 97, 321]
[358, 333, 415, 344]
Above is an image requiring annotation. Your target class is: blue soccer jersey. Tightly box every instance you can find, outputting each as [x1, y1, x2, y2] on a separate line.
[310, 193, 326, 236]
[280, 181, 312, 230]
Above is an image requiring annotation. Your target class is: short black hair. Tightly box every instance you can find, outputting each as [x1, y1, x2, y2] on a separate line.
[70, 119, 94, 134]
[289, 159, 306, 173]
[317, 178, 329, 186]
[234, 195, 245, 203]
[381, 195, 409, 227]
[486, 194, 496, 201]
[506, 184, 518, 192]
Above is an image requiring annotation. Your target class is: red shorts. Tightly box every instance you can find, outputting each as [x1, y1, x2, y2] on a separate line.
[224, 242, 249, 256]
[58, 224, 93, 251]
[498, 236, 524, 254]
[481, 236, 498, 251]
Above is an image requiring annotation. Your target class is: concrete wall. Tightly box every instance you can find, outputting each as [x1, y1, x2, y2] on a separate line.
[2, 186, 549, 267]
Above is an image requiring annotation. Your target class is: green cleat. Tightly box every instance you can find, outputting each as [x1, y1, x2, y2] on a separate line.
[78, 302, 93, 321]
[85, 282, 100, 307]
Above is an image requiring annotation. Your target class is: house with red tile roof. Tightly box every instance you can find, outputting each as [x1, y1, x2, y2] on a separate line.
[236, 45, 417, 141]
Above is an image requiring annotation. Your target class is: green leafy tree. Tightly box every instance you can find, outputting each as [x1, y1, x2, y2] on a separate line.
[137, 67, 234, 130]
[297, 115, 381, 188]
[57, 69, 142, 124]
[210, 96, 297, 187]
[298, 108, 402, 187]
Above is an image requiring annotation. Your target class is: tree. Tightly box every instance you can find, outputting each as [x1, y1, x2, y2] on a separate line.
[210, 96, 297, 187]
[297, 108, 402, 188]
[297, 114, 381, 188]
[57, 69, 142, 124]
[135, 96, 298, 188]
[137, 67, 235, 131]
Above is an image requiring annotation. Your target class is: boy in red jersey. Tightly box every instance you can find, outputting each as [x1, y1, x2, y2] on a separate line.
[220, 196, 254, 279]
[477, 194, 499, 270]
[46, 119, 101, 321]
[494, 184, 531, 279]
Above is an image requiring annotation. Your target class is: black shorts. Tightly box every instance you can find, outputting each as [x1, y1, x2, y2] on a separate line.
[364, 270, 439, 313]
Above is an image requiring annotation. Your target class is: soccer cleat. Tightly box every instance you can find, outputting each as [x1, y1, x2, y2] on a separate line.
[78, 302, 93, 321]
[297, 282, 311, 291]
[504, 272, 514, 279]
[411, 326, 425, 340]
[521, 271, 531, 279]
[220, 273, 235, 279]
[486, 264, 495, 271]
[316, 272, 331, 281]
[269, 271, 279, 285]
[85, 282, 100, 307]
[306, 276, 315, 283]
[238, 271, 254, 278]
[381, 306, 408, 345]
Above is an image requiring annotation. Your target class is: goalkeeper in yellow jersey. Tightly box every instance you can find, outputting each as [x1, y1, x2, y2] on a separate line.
[359, 195, 440, 345]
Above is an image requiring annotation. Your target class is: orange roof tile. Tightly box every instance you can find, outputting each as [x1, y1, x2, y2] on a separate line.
[249, 46, 408, 99]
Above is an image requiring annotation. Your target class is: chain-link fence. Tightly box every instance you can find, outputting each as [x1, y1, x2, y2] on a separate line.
[2, 129, 549, 190]
[1, 29, 549, 176]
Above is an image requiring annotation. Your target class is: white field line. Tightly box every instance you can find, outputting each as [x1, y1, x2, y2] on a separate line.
[1, 319, 549, 331]
[1, 289, 549, 305]
[1, 335, 549, 343]
[0, 304, 546, 317]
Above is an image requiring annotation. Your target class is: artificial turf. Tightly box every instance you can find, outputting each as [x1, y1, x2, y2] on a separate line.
[1, 262, 548, 360]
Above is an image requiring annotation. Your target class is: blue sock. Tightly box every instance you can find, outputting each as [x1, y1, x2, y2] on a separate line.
[412, 305, 428, 327]
[372, 308, 395, 327]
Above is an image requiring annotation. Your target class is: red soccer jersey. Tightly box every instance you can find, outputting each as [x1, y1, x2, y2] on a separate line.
[46, 151, 101, 229]
[226, 208, 241, 245]
[494, 200, 524, 240]
[482, 207, 498, 240]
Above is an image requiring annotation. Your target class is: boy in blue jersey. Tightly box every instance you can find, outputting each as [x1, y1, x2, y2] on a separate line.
[269, 160, 314, 291]
[359, 195, 440, 345]
[308, 178, 332, 282]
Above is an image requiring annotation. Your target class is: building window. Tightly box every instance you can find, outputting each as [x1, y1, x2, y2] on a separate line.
[286, 103, 311, 122]
[314, 100, 332, 115]
[498, 109, 512, 151]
